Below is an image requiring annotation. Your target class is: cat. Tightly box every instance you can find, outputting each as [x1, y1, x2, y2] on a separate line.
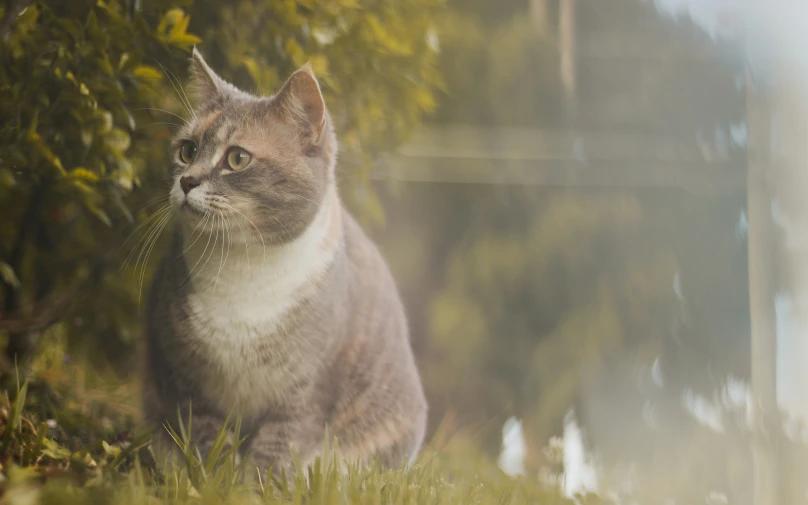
[141, 48, 427, 475]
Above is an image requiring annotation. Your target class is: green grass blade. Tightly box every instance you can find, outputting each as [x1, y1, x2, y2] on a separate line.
[1, 381, 28, 453]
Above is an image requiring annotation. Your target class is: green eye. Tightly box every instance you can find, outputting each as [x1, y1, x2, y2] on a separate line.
[179, 141, 197, 164]
[226, 147, 252, 171]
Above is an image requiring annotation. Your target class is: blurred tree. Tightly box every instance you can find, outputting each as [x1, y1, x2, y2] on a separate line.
[376, 0, 750, 489]
[431, 0, 563, 127]
[421, 188, 678, 452]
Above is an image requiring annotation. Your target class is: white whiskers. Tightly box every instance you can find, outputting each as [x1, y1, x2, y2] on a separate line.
[120, 203, 174, 309]
[219, 200, 267, 271]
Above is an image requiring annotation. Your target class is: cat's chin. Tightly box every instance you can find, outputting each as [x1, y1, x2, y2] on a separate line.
[179, 201, 207, 218]
[177, 206, 246, 239]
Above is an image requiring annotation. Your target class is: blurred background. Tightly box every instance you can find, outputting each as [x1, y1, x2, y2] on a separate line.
[1, 0, 807, 503]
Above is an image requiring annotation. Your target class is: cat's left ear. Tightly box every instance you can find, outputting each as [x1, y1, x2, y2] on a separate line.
[188, 47, 232, 104]
[274, 62, 327, 145]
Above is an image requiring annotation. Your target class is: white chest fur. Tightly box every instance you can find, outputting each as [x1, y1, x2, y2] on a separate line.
[179, 191, 339, 417]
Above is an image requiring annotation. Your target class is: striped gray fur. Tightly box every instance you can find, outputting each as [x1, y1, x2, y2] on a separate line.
[142, 49, 427, 475]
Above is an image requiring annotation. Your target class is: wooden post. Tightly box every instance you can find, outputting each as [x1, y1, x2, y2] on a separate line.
[746, 67, 781, 505]
[529, 0, 549, 29]
[766, 52, 808, 505]
[559, 0, 577, 121]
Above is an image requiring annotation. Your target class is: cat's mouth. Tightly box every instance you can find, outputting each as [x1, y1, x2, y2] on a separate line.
[180, 201, 206, 217]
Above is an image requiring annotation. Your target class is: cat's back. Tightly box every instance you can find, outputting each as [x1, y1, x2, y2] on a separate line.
[319, 209, 426, 465]
[340, 209, 408, 336]
[333, 207, 423, 393]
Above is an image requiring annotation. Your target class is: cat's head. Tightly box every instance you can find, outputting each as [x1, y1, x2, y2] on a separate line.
[169, 48, 337, 244]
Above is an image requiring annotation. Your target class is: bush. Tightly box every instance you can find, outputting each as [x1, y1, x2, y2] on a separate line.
[0, 0, 198, 365]
[0, 0, 444, 367]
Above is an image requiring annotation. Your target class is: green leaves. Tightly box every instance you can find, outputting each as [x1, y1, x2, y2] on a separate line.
[24, 112, 66, 176]
[156, 8, 201, 49]
[0, 262, 21, 290]
[68, 168, 100, 182]
[132, 65, 163, 82]
[40, 438, 73, 461]
[0, 0, 199, 360]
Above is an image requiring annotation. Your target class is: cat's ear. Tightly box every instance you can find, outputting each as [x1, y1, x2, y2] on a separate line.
[188, 47, 230, 103]
[274, 62, 327, 144]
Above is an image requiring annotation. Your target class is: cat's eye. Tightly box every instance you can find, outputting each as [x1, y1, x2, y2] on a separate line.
[178, 141, 197, 164]
[226, 147, 252, 171]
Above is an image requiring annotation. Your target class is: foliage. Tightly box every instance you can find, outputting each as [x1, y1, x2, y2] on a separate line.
[430, 4, 563, 127]
[0, 0, 198, 364]
[418, 189, 678, 454]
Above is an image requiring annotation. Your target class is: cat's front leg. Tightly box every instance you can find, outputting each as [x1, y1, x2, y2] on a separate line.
[247, 420, 310, 479]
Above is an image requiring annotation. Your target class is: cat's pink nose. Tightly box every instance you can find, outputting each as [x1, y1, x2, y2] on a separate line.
[180, 176, 201, 195]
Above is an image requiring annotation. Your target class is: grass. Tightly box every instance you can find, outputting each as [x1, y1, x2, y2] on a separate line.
[0, 349, 602, 505]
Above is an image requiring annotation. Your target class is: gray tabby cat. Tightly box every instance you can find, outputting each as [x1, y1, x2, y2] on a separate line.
[142, 48, 427, 474]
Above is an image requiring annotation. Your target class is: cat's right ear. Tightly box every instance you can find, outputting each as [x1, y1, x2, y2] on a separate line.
[188, 47, 229, 104]
[274, 62, 328, 145]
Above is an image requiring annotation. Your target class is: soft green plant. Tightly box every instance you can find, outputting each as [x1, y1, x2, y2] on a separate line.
[0, 0, 198, 364]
